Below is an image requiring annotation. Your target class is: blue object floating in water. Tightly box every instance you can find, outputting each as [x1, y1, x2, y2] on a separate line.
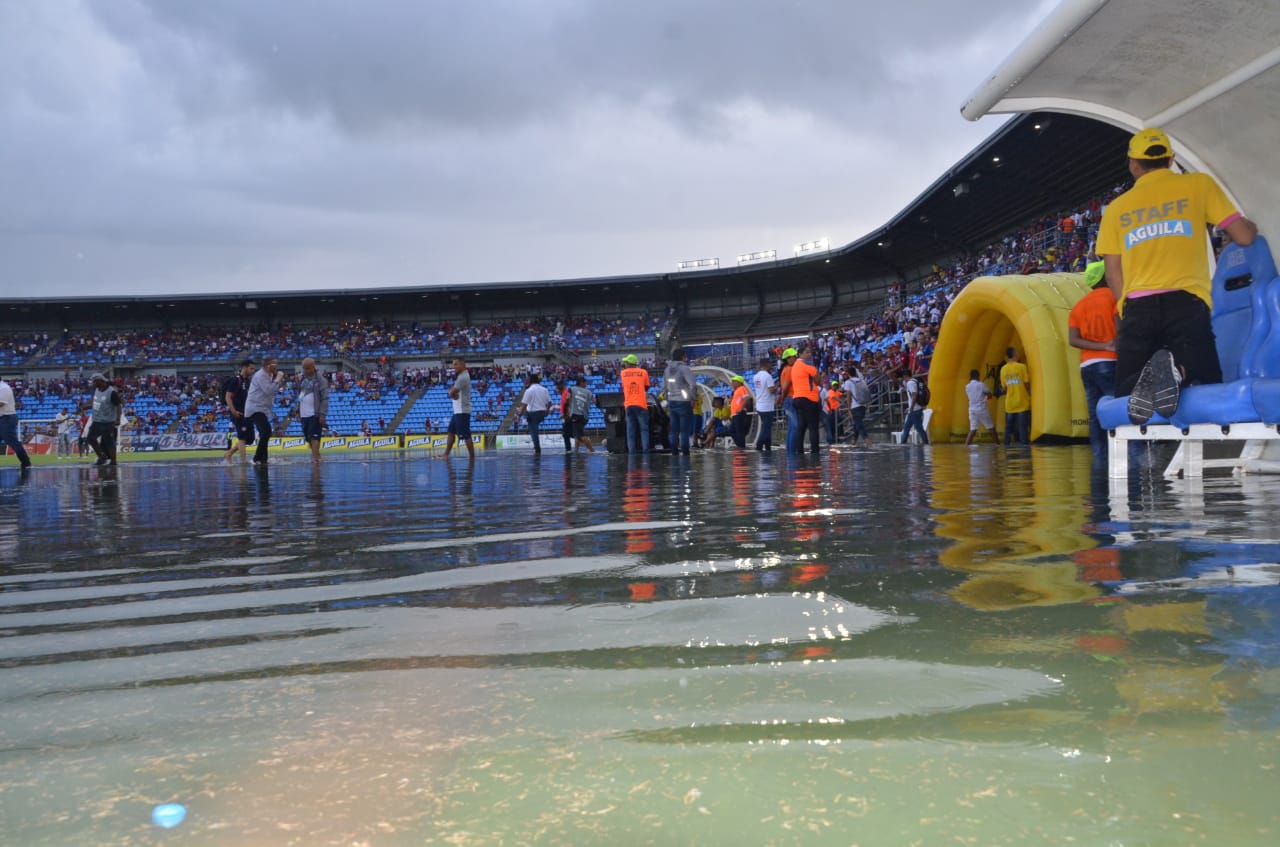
[151, 803, 186, 828]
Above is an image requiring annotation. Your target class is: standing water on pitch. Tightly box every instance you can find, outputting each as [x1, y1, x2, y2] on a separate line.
[1, 446, 1278, 845]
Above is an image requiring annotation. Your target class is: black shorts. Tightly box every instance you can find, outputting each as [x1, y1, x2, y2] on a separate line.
[447, 413, 471, 438]
[569, 414, 587, 437]
[301, 416, 322, 442]
[233, 416, 256, 444]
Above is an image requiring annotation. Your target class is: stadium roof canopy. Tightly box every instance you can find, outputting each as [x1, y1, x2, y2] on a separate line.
[962, 0, 1280, 240]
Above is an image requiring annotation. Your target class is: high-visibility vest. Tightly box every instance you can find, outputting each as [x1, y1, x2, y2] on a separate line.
[790, 359, 819, 402]
[731, 384, 750, 415]
[825, 389, 842, 413]
[620, 367, 650, 408]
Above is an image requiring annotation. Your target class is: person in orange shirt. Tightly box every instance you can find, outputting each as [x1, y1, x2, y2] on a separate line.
[779, 347, 798, 452]
[789, 345, 821, 454]
[619, 354, 651, 453]
[823, 381, 843, 445]
[1069, 261, 1118, 459]
[729, 374, 751, 449]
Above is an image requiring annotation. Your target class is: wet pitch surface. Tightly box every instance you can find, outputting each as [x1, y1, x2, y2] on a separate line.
[2, 445, 1279, 845]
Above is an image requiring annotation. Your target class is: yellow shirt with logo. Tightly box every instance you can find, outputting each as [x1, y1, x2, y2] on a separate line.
[1096, 169, 1238, 313]
[1000, 361, 1030, 414]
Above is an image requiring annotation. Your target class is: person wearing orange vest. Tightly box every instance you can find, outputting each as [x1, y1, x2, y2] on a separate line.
[729, 375, 751, 448]
[1068, 261, 1117, 460]
[823, 381, 843, 445]
[779, 347, 798, 452]
[619, 354, 651, 453]
[789, 345, 821, 454]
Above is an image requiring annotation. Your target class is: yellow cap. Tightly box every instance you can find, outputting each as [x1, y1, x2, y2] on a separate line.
[731, 375, 745, 383]
[1128, 128, 1172, 160]
[622, 354, 638, 365]
[782, 347, 798, 359]
[1084, 260, 1106, 287]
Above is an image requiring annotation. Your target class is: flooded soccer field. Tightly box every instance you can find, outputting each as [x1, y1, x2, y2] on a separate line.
[1, 445, 1279, 846]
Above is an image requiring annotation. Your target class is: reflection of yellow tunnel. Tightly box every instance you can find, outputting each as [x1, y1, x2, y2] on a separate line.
[930, 273, 1093, 443]
[930, 447, 1098, 572]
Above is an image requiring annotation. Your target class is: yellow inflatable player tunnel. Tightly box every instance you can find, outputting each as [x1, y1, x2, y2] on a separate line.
[930, 273, 1093, 443]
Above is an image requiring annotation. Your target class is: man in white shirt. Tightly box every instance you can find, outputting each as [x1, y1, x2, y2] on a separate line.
[964, 369, 997, 445]
[55, 409, 74, 458]
[516, 373, 553, 454]
[0, 377, 32, 470]
[751, 356, 777, 451]
[898, 369, 929, 445]
[297, 357, 329, 464]
[442, 356, 475, 460]
[245, 356, 285, 465]
[841, 368, 871, 446]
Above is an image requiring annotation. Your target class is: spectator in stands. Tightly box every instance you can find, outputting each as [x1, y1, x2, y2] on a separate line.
[299, 357, 330, 463]
[245, 356, 284, 465]
[0, 376, 32, 470]
[1098, 127, 1258, 424]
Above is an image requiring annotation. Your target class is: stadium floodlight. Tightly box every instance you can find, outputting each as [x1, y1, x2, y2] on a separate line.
[736, 249, 777, 266]
[793, 238, 830, 257]
[677, 258, 720, 271]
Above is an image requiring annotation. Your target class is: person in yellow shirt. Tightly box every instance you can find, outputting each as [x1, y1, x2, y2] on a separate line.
[1097, 127, 1258, 424]
[699, 396, 731, 448]
[1000, 347, 1031, 445]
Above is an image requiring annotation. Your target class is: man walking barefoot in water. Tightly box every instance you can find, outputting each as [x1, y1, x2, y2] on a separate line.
[442, 356, 475, 460]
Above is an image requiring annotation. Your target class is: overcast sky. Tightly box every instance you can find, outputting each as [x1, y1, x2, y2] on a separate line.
[1, 0, 1054, 297]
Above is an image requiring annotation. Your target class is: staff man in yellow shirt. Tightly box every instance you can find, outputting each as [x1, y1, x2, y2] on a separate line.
[1000, 347, 1031, 445]
[1097, 127, 1258, 424]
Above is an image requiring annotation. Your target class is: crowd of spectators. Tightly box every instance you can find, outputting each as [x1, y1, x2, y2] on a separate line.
[19, 314, 668, 369]
[4, 182, 1141, 442]
[784, 183, 1131, 388]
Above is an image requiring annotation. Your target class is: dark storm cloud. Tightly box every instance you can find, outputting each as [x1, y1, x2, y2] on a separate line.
[1, 0, 1053, 295]
[95, 0, 1031, 134]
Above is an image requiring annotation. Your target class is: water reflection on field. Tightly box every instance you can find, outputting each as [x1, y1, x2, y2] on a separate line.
[1, 446, 1278, 845]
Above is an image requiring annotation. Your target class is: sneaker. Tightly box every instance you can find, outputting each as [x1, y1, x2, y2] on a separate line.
[1128, 348, 1181, 424]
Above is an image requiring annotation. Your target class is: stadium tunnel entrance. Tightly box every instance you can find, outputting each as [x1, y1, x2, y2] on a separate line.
[929, 273, 1093, 444]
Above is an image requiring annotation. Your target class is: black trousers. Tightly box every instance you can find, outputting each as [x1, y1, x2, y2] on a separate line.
[792, 397, 822, 454]
[1115, 290, 1221, 396]
[249, 412, 273, 462]
[729, 412, 749, 448]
